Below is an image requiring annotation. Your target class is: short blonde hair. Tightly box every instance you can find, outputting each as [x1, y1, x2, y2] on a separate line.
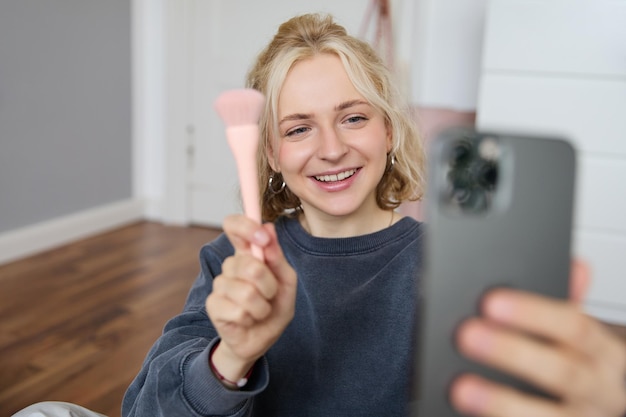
[247, 13, 425, 222]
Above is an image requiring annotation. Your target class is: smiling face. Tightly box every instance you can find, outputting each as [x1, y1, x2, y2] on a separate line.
[269, 53, 392, 236]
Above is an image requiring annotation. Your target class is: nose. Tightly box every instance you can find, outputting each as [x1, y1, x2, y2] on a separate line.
[316, 125, 348, 161]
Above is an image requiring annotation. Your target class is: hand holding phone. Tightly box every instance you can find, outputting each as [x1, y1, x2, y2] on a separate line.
[412, 128, 577, 416]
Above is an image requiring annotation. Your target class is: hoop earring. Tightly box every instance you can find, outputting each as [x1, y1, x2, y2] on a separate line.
[387, 153, 396, 172]
[268, 173, 286, 194]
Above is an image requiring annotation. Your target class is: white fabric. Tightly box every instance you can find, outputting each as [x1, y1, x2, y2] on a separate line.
[12, 402, 106, 417]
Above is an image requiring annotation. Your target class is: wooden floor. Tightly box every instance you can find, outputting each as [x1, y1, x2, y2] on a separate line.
[1, 221, 625, 416]
[0, 222, 221, 417]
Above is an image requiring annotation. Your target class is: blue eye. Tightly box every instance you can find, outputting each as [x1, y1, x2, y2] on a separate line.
[345, 115, 367, 124]
[286, 126, 309, 137]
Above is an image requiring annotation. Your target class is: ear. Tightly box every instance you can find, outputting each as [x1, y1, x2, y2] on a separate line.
[385, 122, 393, 153]
[266, 140, 280, 172]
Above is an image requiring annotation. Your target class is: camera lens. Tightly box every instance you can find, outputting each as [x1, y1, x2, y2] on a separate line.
[451, 187, 472, 204]
[476, 161, 498, 190]
[450, 140, 473, 167]
[448, 168, 473, 204]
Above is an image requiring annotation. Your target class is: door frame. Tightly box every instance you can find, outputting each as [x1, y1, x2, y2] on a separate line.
[134, 0, 194, 225]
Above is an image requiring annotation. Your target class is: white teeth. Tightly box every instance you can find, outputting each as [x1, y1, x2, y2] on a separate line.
[315, 169, 356, 182]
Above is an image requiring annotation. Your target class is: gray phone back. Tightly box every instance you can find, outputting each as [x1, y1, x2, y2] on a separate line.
[411, 128, 576, 416]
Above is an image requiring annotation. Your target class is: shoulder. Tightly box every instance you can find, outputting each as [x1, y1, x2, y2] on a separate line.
[392, 216, 424, 242]
[384, 216, 425, 267]
[200, 232, 234, 259]
[198, 233, 234, 277]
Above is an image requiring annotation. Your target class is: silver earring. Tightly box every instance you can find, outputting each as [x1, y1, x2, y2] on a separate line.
[268, 173, 286, 194]
[387, 153, 396, 171]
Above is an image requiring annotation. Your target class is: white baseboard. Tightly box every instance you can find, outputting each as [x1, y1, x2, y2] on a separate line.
[0, 199, 145, 265]
[143, 197, 164, 222]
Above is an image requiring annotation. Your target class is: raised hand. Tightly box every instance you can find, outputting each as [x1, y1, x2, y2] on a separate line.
[206, 215, 297, 385]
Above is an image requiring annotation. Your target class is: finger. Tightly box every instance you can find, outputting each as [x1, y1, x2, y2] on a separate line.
[206, 289, 255, 328]
[222, 214, 270, 255]
[450, 374, 569, 417]
[456, 318, 593, 401]
[221, 255, 278, 300]
[261, 223, 297, 289]
[212, 275, 272, 321]
[482, 289, 626, 396]
[569, 259, 591, 305]
[481, 289, 607, 357]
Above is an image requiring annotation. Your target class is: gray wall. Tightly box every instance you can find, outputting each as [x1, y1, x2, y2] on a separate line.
[0, 0, 132, 233]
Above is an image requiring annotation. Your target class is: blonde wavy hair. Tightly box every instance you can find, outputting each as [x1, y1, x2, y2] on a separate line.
[246, 13, 426, 222]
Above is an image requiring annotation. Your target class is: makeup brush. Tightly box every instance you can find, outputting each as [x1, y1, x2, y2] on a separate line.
[214, 88, 266, 261]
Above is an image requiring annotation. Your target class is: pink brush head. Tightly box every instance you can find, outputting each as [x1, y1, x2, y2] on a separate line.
[214, 88, 265, 128]
[214, 88, 267, 260]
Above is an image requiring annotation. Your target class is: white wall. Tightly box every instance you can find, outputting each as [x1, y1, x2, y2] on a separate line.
[409, 0, 487, 110]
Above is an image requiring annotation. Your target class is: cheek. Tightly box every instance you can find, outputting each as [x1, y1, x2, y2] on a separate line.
[370, 129, 393, 162]
[277, 142, 314, 174]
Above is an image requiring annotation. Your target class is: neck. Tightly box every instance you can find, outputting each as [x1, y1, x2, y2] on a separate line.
[298, 208, 399, 238]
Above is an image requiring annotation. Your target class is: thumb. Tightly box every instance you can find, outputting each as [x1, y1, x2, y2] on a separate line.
[569, 259, 591, 305]
[261, 223, 297, 289]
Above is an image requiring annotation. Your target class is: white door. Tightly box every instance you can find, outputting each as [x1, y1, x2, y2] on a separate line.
[184, 0, 366, 227]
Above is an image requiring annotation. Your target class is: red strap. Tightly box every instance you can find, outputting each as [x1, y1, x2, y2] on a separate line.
[209, 343, 254, 388]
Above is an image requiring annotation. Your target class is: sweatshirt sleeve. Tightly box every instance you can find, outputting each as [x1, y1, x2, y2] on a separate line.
[122, 236, 270, 417]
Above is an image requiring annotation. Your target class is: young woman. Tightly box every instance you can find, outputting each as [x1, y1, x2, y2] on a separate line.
[123, 13, 426, 417]
[119, 13, 626, 417]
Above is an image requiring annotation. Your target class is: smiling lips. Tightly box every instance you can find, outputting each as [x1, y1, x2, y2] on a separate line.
[313, 168, 358, 183]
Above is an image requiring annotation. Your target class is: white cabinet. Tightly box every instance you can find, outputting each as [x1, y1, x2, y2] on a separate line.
[477, 0, 626, 324]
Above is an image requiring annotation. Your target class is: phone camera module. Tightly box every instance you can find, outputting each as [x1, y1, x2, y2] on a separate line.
[445, 136, 500, 214]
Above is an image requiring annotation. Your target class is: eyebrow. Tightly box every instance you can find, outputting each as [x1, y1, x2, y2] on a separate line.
[278, 99, 370, 126]
[279, 113, 312, 125]
[334, 99, 369, 111]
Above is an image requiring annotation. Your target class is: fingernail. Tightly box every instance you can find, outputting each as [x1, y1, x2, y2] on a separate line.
[253, 230, 269, 246]
[484, 291, 514, 321]
[463, 322, 493, 357]
[454, 378, 489, 413]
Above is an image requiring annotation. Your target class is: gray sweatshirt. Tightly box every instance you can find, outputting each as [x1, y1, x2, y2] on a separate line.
[123, 216, 424, 417]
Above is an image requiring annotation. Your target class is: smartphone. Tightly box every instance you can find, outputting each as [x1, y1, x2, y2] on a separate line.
[410, 128, 577, 416]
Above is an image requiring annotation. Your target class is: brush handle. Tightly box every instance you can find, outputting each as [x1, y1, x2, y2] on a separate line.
[226, 125, 263, 261]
